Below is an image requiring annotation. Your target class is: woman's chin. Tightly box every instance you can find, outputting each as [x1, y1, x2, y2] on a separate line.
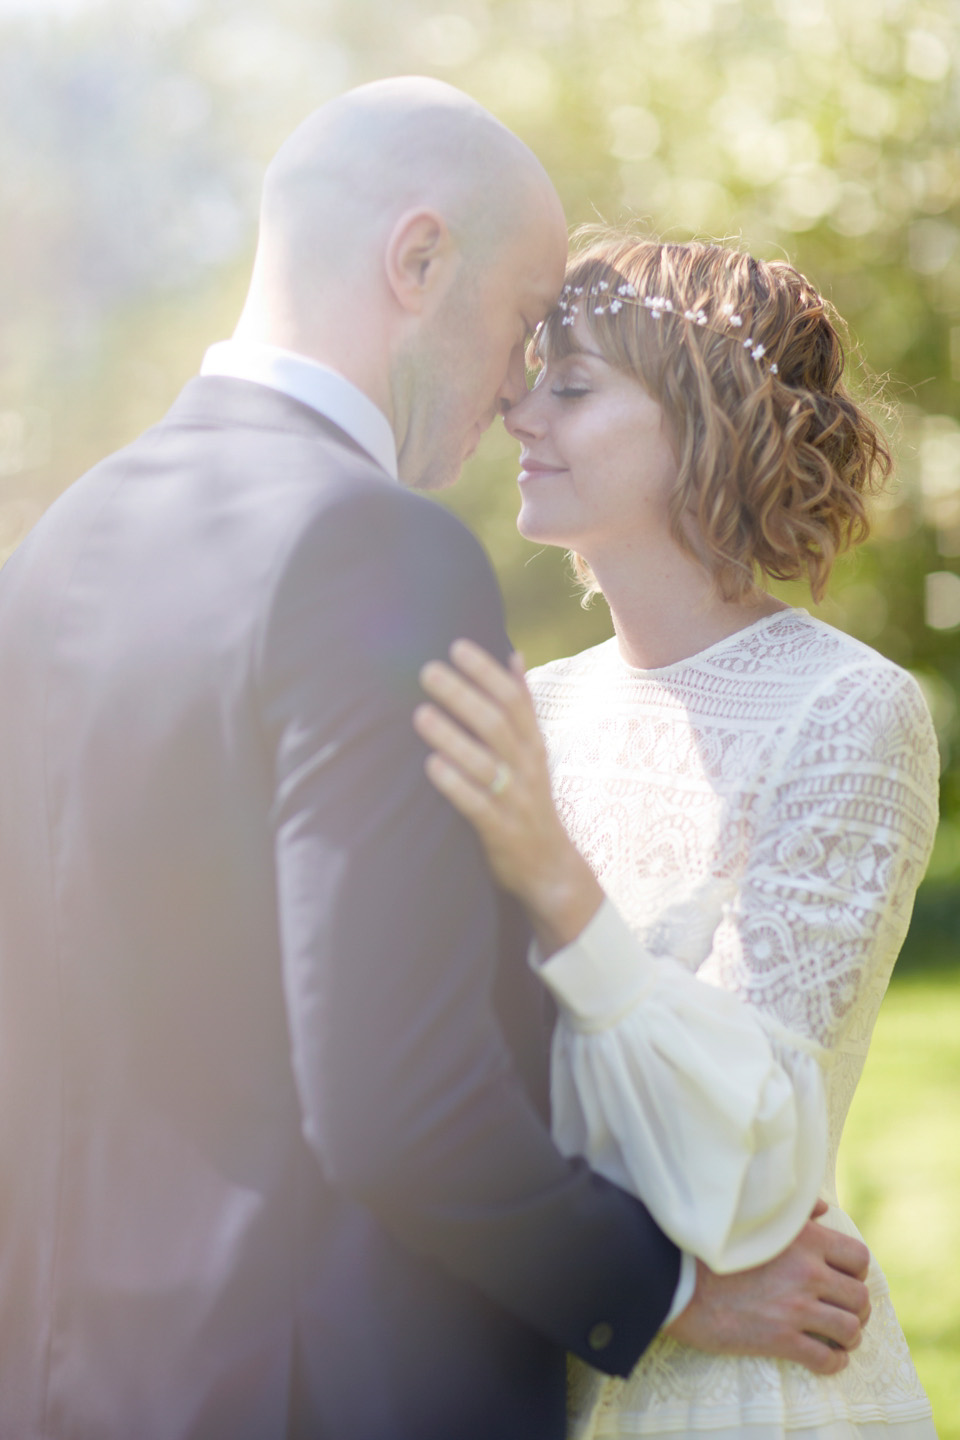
[516, 508, 573, 548]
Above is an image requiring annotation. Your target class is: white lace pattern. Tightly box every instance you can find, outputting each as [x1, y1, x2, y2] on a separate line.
[528, 610, 939, 1438]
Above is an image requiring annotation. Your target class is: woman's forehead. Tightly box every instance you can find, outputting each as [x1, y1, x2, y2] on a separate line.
[533, 307, 622, 368]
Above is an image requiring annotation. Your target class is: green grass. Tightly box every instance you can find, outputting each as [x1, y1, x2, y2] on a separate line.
[837, 971, 960, 1438]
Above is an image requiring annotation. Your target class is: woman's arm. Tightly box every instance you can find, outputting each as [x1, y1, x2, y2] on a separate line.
[415, 638, 606, 951]
[414, 641, 939, 1273]
[695, 659, 939, 1054]
[414, 638, 826, 1270]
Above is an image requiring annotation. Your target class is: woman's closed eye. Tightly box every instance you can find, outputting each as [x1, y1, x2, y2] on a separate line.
[552, 385, 590, 399]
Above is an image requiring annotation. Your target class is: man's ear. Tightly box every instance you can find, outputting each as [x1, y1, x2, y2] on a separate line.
[385, 208, 457, 314]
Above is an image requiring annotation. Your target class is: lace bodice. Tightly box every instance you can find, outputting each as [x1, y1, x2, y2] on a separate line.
[527, 609, 939, 1436]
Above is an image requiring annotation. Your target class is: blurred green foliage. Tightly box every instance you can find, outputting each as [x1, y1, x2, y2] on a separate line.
[2, 1, 960, 856]
[0, 0, 957, 1419]
[838, 970, 960, 1437]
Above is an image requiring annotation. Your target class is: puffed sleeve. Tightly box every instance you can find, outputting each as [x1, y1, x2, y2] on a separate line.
[534, 661, 939, 1273]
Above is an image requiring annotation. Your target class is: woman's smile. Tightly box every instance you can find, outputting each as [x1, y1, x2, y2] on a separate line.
[518, 455, 568, 481]
[505, 335, 679, 557]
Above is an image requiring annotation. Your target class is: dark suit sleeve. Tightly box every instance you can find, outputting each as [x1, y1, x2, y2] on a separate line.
[257, 481, 680, 1375]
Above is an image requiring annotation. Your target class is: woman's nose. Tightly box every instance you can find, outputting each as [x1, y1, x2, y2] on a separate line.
[503, 386, 543, 440]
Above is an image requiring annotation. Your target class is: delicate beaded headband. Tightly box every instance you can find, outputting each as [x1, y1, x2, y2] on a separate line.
[557, 281, 779, 374]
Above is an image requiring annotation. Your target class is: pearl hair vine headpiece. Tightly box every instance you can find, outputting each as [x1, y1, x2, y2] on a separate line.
[557, 281, 779, 374]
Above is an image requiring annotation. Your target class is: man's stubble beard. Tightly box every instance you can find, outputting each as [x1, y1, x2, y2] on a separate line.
[393, 341, 469, 494]
[395, 267, 491, 494]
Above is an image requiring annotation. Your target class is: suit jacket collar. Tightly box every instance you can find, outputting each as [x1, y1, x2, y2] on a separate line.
[199, 341, 398, 480]
[163, 376, 384, 472]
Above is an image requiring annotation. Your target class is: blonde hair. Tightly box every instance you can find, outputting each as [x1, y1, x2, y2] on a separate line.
[536, 233, 891, 605]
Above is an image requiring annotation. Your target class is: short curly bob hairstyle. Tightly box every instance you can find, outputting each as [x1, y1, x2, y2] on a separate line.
[534, 234, 891, 605]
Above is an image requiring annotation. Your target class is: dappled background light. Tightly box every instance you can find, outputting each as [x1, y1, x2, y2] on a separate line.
[1, 1, 959, 1422]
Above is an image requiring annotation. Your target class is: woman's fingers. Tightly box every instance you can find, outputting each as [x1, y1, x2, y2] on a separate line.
[415, 647, 604, 943]
[422, 754, 505, 839]
[419, 661, 518, 756]
[419, 639, 538, 751]
[448, 638, 524, 708]
[413, 701, 504, 789]
[449, 640, 541, 739]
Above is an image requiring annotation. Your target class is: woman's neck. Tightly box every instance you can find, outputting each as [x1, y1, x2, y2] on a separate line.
[586, 543, 789, 671]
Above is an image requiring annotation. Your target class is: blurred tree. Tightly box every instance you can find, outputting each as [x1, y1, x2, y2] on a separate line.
[1, 3, 958, 1422]
[2, 0, 960, 914]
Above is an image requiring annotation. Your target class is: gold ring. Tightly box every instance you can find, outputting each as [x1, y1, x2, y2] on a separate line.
[488, 761, 512, 797]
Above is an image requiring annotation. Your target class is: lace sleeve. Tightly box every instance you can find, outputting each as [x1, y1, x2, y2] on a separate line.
[536, 659, 938, 1272]
[698, 661, 939, 1048]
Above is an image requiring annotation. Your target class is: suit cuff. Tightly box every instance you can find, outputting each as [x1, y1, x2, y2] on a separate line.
[662, 1250, 697, 1328]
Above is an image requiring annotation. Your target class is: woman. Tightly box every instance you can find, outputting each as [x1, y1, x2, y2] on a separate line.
[413, 236, 939, 1436]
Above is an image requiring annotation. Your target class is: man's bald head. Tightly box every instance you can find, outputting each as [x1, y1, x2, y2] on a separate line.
[235, 79, 568, 489]
[260, 77, 559, 278]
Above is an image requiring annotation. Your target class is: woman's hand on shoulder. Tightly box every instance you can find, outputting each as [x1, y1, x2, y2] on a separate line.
[413, 639, 602, 952]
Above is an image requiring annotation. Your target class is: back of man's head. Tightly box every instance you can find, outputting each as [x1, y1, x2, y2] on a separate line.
[241, 78, 561, 340]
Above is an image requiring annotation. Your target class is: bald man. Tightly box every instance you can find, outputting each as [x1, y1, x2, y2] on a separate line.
[0, 79, 869, 1440]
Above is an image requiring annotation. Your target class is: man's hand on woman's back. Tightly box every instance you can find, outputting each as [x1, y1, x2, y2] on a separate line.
[665, 1201, 871, 1376]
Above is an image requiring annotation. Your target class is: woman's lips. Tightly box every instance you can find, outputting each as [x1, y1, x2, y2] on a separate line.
[519, 459, 567, 480]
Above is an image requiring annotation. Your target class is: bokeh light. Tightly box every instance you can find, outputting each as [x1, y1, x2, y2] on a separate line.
[1, 1, 958, 1423]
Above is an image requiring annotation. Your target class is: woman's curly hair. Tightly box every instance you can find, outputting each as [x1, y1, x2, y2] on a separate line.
[535, 233, 891, 605]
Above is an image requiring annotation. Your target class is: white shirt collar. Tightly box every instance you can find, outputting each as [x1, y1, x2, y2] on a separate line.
[200, 339, 398, 482]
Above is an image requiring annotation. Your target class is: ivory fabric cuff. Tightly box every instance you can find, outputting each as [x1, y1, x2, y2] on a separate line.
[530, 898, 658, 1030]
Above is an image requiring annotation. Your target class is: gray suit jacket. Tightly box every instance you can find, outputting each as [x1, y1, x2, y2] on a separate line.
[0, 377, 679, 1440]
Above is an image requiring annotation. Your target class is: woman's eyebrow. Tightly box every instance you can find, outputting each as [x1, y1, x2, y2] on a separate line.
[546, 343, 609, 364]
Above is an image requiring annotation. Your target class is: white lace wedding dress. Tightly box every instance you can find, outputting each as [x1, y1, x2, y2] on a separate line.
[526, 609, 939, 1438]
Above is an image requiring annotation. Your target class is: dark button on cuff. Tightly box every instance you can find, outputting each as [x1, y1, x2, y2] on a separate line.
[587, 1321, 614, 1352]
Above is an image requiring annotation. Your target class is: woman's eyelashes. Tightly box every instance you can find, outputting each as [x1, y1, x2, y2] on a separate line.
[529, 357, 595, 398]
[551, 378, 591, 399]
